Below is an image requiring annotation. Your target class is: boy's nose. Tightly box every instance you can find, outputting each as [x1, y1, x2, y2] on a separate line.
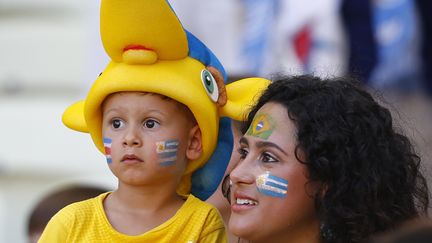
[122, 128, 142, 147]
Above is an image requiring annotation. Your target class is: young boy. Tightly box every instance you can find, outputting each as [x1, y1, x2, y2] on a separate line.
[38, 0, 269, 242]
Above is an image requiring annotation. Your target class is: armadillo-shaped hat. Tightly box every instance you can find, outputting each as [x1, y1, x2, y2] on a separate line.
[62, 0, 270, 200]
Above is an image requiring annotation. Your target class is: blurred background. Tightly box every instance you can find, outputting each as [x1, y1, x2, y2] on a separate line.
[1, 0, 431, 242]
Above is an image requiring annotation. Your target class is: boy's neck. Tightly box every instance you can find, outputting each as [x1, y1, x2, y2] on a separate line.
[103, 185, 186, 235]
[110, 183, 184, 211]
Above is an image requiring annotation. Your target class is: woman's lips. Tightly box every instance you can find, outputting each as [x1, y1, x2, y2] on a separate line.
[231, 191, 259, 213]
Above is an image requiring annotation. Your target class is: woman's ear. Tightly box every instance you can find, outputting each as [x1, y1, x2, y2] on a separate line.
[319, 184, 329, 198]
[186, 125, 202, 161]
[305, 180, 328, 199]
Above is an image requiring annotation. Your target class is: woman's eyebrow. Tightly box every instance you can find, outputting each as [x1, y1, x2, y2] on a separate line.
[240, 136, 288, 156]
[239, 137, 249, 145]
[255, 140, 288, 156]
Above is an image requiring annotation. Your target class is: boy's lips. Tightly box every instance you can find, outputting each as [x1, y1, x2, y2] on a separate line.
[121, 154, 143, 164]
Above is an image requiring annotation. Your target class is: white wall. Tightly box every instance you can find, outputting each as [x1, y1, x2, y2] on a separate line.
[0, 1, 113, 242]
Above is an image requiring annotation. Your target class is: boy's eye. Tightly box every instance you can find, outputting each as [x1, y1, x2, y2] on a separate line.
[111, 119, 124, 129]
[261, 152, 278, 163]
[144, 119, 160, 129]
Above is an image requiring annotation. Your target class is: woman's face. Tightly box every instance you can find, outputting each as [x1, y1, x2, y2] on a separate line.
[229, 102, 320, 242]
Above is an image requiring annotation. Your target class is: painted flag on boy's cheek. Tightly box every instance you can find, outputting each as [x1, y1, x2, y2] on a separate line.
[104, 138, 112, 164]
[156, 140, 179, 167]
[256, 172, 288, 198]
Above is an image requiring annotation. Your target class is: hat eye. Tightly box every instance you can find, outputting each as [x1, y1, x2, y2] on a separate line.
[201, 69, 219, 102]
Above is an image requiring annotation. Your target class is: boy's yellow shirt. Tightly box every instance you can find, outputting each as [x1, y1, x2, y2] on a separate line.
[38, 192, 226, 243]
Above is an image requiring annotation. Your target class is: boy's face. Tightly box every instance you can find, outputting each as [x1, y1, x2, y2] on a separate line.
[101, 92, 200, 187]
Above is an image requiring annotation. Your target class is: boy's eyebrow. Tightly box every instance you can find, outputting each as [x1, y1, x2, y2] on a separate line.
[103, 107, 120, 115]
[145, 109, 168, 116]
[240, 136, 288, 156]
[103, 107, 167, 117]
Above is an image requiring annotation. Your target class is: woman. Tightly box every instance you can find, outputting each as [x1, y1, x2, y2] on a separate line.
[223, 75, 429, 243]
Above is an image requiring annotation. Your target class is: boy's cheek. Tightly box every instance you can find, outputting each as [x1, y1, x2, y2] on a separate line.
[155, 139, 179, 167]
[103, 137, 113, 164]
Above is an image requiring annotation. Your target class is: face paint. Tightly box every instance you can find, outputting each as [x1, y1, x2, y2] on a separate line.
[256, 171, 288, 198]
[103, 137, 112, 163]
[246, 113, 275, 140]
[156, 139, 179, 167]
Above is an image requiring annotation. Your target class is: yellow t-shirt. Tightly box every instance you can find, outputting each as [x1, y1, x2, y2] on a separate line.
[38, 192, 226, 243]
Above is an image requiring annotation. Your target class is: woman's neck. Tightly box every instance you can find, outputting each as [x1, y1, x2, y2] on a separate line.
[247, 220, 321, 243]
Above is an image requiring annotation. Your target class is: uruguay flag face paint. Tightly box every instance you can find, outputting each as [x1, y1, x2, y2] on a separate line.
[103, 137, 112, 164]
[256, 172, 288, 198]
[156, 139, 179, 167]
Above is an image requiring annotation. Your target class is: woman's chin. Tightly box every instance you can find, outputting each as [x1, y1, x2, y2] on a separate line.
[228, 216, 256, 241]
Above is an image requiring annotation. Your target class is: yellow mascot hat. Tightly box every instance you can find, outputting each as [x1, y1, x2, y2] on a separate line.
[62, 0, 270, 199]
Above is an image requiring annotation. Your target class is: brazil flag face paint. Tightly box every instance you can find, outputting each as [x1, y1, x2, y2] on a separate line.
[246, 113, 276, 140]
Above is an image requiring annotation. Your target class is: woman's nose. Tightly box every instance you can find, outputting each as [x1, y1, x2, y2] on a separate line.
[229, 157, 255, 185]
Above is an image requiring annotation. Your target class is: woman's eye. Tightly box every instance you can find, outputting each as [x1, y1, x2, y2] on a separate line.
[144, 119, 160, 129]
[261, 152, 278, 163]
[238, 148, 248, 159]
[111, 119, 124, 129]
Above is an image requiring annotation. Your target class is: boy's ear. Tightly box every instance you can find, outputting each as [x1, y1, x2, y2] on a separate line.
[186, 125, 202, 161]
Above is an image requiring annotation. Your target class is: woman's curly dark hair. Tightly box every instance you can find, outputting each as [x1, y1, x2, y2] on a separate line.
[242, 75, 429, 243]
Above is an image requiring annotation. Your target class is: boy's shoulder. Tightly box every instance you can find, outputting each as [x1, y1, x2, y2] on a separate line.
[178, 195, 226, 240]
[180, 194, 224, 224]
[54, 192, 107, 220]
[183, 194, 217, 211]
[40, 192, 107, 238]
